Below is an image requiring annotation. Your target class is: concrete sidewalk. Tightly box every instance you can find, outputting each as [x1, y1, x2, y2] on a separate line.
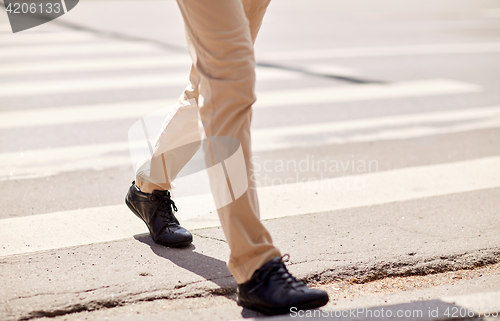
[112, 288, 500, 321]
[1, 187, 500, 320]
[243, 290, 500, 321]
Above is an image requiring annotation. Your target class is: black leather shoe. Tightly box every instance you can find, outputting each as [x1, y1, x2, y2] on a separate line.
[237, 256, 329, 315]
[125, 181, 192, 247]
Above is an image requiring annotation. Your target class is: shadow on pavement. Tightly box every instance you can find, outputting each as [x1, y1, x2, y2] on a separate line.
[263, 299, 486, 320]
[134, 234, 269, 318]
[133, 233, 235, 290]
[241, 307, 268, 319]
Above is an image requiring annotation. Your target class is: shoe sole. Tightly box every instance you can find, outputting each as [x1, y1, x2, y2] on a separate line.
[236, 296, 329, 316]
[125, 197, 192, 248]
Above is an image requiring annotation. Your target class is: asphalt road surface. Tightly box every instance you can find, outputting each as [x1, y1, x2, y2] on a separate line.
[1, 0, 500, 320]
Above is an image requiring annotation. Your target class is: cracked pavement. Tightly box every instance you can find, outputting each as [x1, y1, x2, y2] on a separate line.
[2, 188, 500, 320]
[2, 0, 500, 320]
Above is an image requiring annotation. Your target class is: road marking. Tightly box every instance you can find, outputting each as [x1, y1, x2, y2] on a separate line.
[258, 42, 500, 61]
[1, 156, 499, 257]
[252, 105, 500, 150]
[0, 23, 13, 32]
[2, 105, 500, 181]
[0, 79, 481, 126]
[483, 8, 500, 18]
[254, 79, 481, 108]
[1, 141, 133, 180]
[0, 74, 189, 97]
[301, 63, 360, 77]
[0, 67, 301, 97]
[0, 58, 358, 76]
[0, 42, 167, 59]
[0, 99, 177, 129]
[4, 41, 499, 60]
[0, 56, 192, 75]
[0, 32, 102, 45]
[1, 59, 359, 76]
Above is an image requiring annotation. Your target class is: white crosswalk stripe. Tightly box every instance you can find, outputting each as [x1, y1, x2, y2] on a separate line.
[0, 99, 177, 128]
[0, 56, 192, 75]
[0, 42, 166, 58]
[1, 156, 500, 257]
[0, 23, 13, 32]
[0, 79, 481, 125]
[257, 42, 500, 61]
[1, 105, 499, 181]
[254, 79, 481, 108]
[252, 105, 500, 149]
[0, 68, 301, 97]
[4, 41, 499, 60]
[0, 32, 104, 45]
[1, 59, 359, 76]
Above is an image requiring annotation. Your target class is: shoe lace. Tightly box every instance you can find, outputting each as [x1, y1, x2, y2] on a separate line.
[150, 190, 179, 225]
[249, 254, 304, 293]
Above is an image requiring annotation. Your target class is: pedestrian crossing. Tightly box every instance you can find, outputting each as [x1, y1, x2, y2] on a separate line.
[0, 68, 302, 97]
[2, 156, 500, 257]
[0, 23, 12, 32]
[0, 32, 104, 45]
[0, 55, 192, 75]
[1, 27, 499, 258]
[0, 42, 166, 59]
[0, 80, 481, 128]
[253, 79, 481, 108]
[2, 105, 500, 180]
[257, 42, 500, 61]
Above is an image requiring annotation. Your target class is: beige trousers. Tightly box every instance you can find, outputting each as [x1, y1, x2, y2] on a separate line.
[136, 0, 281, 284]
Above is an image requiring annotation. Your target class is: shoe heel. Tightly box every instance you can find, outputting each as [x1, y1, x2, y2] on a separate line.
[125, 198, 143, 221]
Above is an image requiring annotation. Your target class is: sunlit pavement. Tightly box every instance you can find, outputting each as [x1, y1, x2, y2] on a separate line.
[1, 0, 500, 320]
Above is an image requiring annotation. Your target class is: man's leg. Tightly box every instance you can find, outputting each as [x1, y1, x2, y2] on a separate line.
[129, 0, 275, 252]
[136, 0, 269, 194]
[175, 0, 279, 284]
[126, 79, 202, 247]
[175, 0, 328, 315]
